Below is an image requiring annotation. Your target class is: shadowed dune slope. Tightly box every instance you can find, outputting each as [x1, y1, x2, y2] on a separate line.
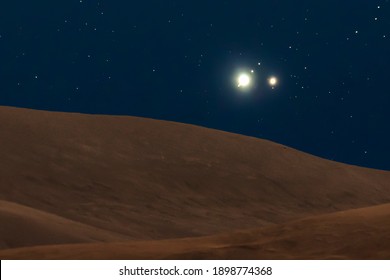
[0, 200, 128, 249]
[1, 203, 389, 260]
[0, 106, 390, 246]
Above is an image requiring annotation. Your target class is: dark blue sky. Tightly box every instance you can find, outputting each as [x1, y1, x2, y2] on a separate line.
[0, 0, 389, 170]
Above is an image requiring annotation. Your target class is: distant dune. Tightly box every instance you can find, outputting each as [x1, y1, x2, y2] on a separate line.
[0, 106, 389, 259]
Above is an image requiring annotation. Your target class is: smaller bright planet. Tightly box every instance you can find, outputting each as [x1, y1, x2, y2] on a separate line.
[268, 76, 278, 87]
[237, 73, 251, 88]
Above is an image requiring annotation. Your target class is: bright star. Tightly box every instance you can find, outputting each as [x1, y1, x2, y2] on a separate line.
[268, 76, 278, 87]
[237, 73, 251, 88]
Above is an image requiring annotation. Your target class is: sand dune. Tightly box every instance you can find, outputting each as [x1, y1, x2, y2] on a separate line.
[0, 200, 127, 249]
[1, 203, 389, 260]
[0, 105, 389, 259]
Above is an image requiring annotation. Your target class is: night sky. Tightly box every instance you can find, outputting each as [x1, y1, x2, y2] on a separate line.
[0, 1, 389, 170]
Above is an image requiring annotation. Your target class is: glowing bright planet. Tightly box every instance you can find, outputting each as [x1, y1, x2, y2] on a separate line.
[237, 73, 251, 88]
[269, 76, 278, 87]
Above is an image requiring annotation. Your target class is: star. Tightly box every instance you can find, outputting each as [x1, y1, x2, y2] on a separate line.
[268, 76, 278, 88]
[237, 73, 251, 88]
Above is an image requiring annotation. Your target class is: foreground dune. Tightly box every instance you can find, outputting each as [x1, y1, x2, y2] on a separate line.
[0, 106, 389, 259]
[1, 203, 389, 260]
[0, 200, 128, 249]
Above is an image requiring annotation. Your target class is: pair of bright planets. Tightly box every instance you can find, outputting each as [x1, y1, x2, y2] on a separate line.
[237, 71, 278, 90]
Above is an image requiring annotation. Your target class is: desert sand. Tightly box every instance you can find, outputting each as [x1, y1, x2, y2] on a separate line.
[0, 105, 389, 259]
